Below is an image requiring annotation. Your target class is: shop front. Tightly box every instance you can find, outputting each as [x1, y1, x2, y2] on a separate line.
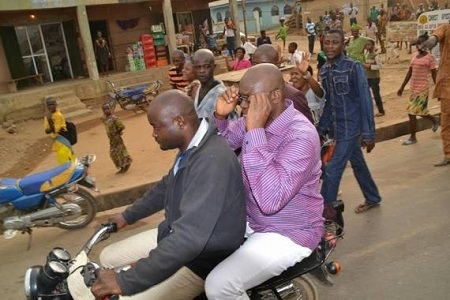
[0, 8, 84, 90]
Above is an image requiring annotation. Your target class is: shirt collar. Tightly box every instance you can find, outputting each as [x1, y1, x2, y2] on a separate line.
[326, 53, 345, 68]
[185, 118, 209, 151]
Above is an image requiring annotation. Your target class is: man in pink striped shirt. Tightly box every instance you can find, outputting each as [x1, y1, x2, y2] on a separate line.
[205, 63, 324, 299]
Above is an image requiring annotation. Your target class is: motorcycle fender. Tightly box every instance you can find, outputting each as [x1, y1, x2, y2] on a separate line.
[78, 175, 98, 192]
[67, 252, 96, 300]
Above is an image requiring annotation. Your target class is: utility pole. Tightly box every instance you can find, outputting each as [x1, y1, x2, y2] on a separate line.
[242, 0, 248, 37]
[229, 0, 241, 47]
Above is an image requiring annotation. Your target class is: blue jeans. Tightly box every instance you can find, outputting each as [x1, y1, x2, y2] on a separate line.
[321, 136, 381, 205]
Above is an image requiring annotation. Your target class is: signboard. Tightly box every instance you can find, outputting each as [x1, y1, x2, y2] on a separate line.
[417, 9, 450, 65]
[417, 9, 450, 34]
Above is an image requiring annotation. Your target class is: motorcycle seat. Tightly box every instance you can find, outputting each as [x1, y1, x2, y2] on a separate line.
[19, 161, 76, 195]
[118, 84, 150, 98]
[0, 178, 23, 202]
[250, 245, 324, 292]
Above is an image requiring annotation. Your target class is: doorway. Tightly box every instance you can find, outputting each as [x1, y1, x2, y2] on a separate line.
[89, 20, 114, 72]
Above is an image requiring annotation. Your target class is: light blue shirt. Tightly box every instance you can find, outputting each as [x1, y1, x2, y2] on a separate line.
[174, 118, 208, 174]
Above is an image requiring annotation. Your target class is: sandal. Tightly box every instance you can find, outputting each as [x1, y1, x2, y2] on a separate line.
[354, 202, 380, 214]
[432, 117, 440, 133]
[434, 157, 450, 167]
[402, 138, 417, 146]
[375, 112, 385, 117]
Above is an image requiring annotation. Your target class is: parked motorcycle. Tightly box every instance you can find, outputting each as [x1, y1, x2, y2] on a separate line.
[24, 205, 344, 300]
[106, 80, 163, 113]
[1, 154, 98, 242]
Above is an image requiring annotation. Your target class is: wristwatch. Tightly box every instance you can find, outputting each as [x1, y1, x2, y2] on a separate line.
[302, 71, 312, 80]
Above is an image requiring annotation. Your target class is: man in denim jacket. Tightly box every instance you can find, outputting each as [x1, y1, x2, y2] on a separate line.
[318, 29, 382, 214]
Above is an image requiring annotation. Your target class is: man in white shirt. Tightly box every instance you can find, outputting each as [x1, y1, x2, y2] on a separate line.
[305, 17, 316, 54]
[240, 36, 257, 61]
[287, 42, 305, 65]
[349, 2, 358, 26]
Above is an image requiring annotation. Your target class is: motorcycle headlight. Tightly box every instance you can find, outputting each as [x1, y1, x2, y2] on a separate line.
[24, 266, 41, 299]
[47, 247, 71, 265]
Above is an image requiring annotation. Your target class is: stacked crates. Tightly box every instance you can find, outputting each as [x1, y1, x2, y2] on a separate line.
[141, 34, 157, 69]
[152, 31, 168, 66]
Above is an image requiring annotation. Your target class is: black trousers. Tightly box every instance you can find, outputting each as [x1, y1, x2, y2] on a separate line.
[368, 77, 384, 114]
[308, 35, 315, 54]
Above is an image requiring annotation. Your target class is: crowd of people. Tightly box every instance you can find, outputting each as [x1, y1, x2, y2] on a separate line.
[42, 9, 450, 299]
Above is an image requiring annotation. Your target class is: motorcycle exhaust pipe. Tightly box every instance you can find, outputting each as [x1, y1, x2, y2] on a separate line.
[3, 203, 82, 230]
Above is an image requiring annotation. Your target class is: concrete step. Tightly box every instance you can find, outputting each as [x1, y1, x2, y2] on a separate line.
[46, 90, 77, 100]
[64, 108, 93, 121]
[60, 103, 88, 115]
[44, 89, 92, 121]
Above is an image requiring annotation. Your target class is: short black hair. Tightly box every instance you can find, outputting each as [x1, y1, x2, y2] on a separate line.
[417, 32, 429, 44]
[235, 47, 246, 54]
[288, 42, 298, 50]
[260, 30, 266, 34]
[327, 29, 345, 42]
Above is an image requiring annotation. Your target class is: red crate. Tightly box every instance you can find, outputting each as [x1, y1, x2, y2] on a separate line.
[141, 34, 153, 43]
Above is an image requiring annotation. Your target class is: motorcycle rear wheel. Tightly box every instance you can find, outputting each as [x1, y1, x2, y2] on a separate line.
[286, 275, 318, 300]
[257, 274, 318, 300]
[56, 188, 97, 229]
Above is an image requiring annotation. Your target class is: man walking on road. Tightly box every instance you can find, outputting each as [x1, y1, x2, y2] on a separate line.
[423, 23, 450, 167]
[305, 17, 316, 54]
[318, 29, 382, 214]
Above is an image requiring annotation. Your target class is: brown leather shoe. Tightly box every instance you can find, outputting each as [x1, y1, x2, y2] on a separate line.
[434, 157, 450, 167]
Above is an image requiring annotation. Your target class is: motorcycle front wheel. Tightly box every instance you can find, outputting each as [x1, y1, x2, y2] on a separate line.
[56, 188, 97, 229]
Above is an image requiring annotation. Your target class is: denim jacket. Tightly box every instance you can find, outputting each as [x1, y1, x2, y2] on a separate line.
[318, 54, 376, 142]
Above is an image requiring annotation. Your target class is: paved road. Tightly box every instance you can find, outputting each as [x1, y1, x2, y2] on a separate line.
[1, 130, 449, 299]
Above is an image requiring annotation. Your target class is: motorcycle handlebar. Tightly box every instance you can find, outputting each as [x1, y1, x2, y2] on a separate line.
[82, 262, 120, 300]
[80, 222, 117, 255]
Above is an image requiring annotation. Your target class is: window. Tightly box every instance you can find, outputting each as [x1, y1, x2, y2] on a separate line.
[271, 5, 280, 16]
[253, 7, 262, 18]
[284, 5, 293, 15]
[216, 12, 223, 23]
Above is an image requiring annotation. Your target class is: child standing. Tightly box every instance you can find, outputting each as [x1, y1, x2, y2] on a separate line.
[397, 33, 439, 145]
[44, 97, 74, 164]
[275, 17, 288, 50]
[102, 102, 132, 173]
[363, 39, 385, 117]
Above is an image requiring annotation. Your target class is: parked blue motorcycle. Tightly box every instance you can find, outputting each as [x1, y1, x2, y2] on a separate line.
[106, 80, 163, 113]
[0, 154, 98, 240]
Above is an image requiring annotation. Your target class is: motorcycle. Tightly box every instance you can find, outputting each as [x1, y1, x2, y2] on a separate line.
[106, 80, 163, 113]
[1, 154, 98, 244]
[24, 202, 344, 300]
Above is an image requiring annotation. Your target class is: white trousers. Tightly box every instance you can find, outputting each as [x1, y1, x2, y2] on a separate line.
[100, 228, 204, 300]
[204, 228, 312, 300]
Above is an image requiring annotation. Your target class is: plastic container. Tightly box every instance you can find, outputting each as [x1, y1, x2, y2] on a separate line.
[153, 32, 164, 40]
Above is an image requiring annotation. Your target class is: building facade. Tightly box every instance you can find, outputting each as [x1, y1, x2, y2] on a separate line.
[0, 0, 214, 93]
[209, 0, 296, 34]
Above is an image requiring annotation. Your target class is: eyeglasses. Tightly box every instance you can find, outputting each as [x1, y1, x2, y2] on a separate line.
[237, 94, 250, 105]
[237, 89, 280, 105]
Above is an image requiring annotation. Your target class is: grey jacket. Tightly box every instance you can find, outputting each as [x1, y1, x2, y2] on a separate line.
[118, 123, 246, 295]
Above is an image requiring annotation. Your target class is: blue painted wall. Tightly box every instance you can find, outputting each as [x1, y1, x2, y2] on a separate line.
[210, 0, 296, 34]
